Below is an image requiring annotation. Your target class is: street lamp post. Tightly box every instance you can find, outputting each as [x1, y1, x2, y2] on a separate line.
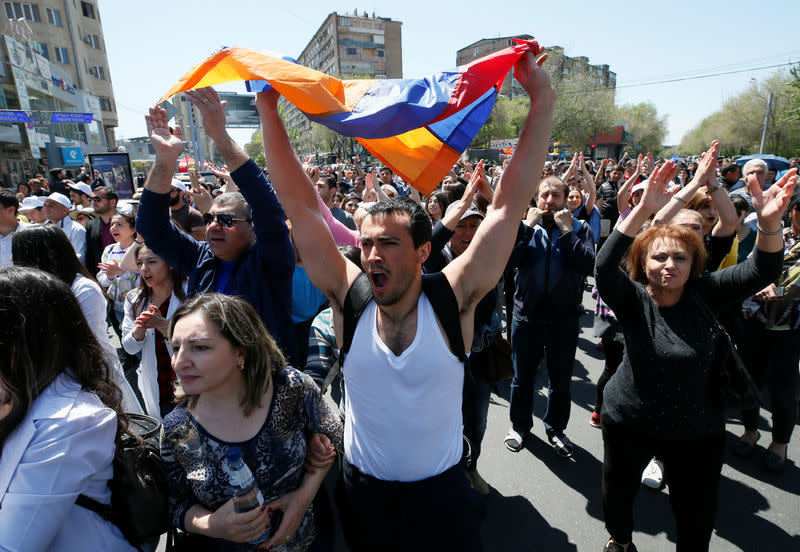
[758, 91, 774, 155]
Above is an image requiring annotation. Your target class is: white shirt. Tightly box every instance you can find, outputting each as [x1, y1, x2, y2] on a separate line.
[0, 373, 136, 551]
[121, 288, 183, 419]
[51, 216, 86, 264]
[0, 220, 28, 267]
[71, 275, 143, 415]
[343, 292, 464, 482]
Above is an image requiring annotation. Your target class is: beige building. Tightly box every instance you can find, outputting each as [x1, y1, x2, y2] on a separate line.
[456, 35, 616, 98]
[282, 11, 403, 154]
[0, 0, 117, 184]
[5, 0, 117, 142]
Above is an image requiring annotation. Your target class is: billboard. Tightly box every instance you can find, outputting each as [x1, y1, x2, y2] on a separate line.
[217, 92, 260, 128]
[88, 152, 134, 198]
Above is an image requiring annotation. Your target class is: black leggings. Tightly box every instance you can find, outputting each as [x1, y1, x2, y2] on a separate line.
[602, 421, 724, 551]
[594, 337, 625, 414]
[739, 323, 800, 444]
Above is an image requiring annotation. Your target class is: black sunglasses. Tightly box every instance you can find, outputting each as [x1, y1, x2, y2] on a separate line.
[202, 213, 251, 228]
[89, 196, 105, 202]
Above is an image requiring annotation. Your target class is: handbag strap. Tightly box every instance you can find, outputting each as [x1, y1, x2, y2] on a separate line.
[689, 288, 725, 341]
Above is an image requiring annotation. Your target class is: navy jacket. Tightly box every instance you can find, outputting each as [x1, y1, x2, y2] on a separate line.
[136, 159, 297, 361]
[509, 219, 595, 321]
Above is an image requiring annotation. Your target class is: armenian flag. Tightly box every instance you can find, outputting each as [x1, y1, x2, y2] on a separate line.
[158, 39, 539, 194]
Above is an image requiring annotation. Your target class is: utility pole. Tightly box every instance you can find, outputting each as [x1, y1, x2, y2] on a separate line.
[185, 100, 205, 170]
[758, 91, 774, 155]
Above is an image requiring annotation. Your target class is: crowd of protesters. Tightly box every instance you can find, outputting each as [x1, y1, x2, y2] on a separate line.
[0, 48, 798, 552]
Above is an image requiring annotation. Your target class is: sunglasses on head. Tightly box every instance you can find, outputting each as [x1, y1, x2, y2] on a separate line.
[202, 213, 251, 228]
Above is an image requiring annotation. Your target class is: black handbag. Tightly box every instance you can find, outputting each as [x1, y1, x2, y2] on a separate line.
[691, 290, 760, 410]
[76, 413, 171, 547]
[470, 335, 514, 384]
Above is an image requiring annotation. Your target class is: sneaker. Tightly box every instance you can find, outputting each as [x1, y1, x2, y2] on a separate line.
[603, 540, 638, 552]
[641, 457, 664, 489]
[589, 411, 601, 428]
[547, 432, 574, 458]
[466, 469, 491, 496]
[504, 428, 526, 452]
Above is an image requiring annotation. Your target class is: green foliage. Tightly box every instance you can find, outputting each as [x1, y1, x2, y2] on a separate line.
[551, 73, 617, 150]
[245, 129, 265, 167]
[615, 102, 668, 154]
[680, 69, 800, 157]
[471, 73, 619, 152]
[470, 96, 530, 148]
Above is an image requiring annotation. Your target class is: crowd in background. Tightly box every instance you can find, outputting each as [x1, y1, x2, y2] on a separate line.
[0, 51, 798, 552]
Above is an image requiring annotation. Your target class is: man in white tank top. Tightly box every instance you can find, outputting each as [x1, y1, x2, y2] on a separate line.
[256, 47, 556, 552]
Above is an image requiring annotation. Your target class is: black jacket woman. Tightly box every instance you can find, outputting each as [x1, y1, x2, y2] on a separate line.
[594, 146, 796, 552]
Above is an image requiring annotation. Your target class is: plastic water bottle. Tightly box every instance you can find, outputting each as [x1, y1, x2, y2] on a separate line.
[225, 446, 269, 544]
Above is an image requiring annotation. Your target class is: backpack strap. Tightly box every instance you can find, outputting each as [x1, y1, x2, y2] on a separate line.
[421, 272, 467, 363]
[75, 493, 112, 520]
[341, 272, 374, 357]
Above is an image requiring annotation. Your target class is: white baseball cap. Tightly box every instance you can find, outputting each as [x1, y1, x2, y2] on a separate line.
[19, 196, 45, 211]
[171, 179, 186, 192]
[45, 192, 71, 209]
[66, 181, 92, 196]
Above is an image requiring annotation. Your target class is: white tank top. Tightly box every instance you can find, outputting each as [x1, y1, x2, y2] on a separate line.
[343, 292, 464, 482]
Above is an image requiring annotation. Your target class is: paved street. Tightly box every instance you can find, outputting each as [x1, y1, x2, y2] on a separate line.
[157, 280, 800, 551]
[469, 282, 800, 551]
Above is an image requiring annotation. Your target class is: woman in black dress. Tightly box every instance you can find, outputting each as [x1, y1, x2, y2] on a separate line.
[594, 152, 796, 552]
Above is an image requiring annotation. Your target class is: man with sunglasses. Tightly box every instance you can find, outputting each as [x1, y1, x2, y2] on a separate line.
[137, 89, 297, 363]
[83, 186, 118, 277]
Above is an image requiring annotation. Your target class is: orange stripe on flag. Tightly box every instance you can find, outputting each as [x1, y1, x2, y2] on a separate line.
[358, 127, 459, 195]
[157, 48, 373, 117]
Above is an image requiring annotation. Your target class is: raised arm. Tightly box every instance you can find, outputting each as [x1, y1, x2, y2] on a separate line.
[316, 191, 360, 247]
[255, 91, 360, 306]
[616, 154, 643, 215]
[184, 88, 249, 171]
[579, 153, 597, 213]
[139, 108, 206, 274]
[444, 48, 556, 310]
[616, 160, 678, 237]
[653, 141, 718, 225]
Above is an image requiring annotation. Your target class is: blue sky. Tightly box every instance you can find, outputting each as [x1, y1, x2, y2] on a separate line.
[101, 0, 800, 148]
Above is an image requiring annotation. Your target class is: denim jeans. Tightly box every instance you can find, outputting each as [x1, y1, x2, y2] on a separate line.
[509, 315, 579, 435]
[462, 359, 492, 468]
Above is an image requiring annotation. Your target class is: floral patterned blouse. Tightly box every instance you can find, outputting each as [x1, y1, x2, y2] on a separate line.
[160, 367, 343, 552]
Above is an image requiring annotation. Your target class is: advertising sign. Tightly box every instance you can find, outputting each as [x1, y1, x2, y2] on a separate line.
[51, 112, 94, 124]
[88, 153, 135, 198]
[60, 146, 84, 166]
[0, 111, 30, 123]
[217, 92, 260, 128]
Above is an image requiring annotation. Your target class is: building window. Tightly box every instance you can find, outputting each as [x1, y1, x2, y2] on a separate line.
[377, 49, 384, 57]
[46, 6, 61, 26]
[84, 34, 100, 49]
[99, 96, 112, 111]
[346, 47, 356, 55]
[39, 43, 48, 59]
[4, 2, 41, 22]
[88, 65, 105, 80]
[54, 47, 69, 64]
[80, 1, 94, 18]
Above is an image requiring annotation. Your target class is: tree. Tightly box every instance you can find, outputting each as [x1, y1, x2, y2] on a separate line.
[470, 96, 522, 148]
[245, 103, 297, 166]
[245, 129, 265, 167]
[680, 69, 800, 157]
[615, 102, 668, 154]
[550, 73, 617, 151]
